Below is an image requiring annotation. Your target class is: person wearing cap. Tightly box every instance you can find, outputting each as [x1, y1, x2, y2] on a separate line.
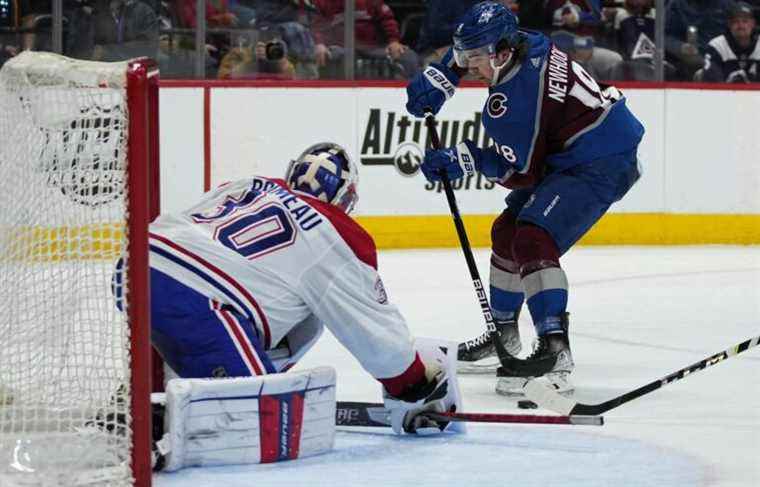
[665, 0, 734, 80]
[701, 2, 760, 82]
[550, 30, 621, 80]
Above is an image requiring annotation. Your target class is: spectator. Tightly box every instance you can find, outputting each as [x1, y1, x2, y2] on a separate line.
[311, 0, 420, 79]
[0, 44, 17, 66]
[415, 0, 479, 65]
[236, 1, 319, 79]
[545, 0, 602, 37]
[0, 0, 22, 66]
[240, 0, 302, 26]
[545, 0, 622, 79]
[62, 0, 97, 59]
[91, 0, 158, 62]
[218, 30, 296, 79]
[175, 0, 257, 32]
[701, 1, 760, 82]
[605, 0, 676, 80]
[174, 0, 240, 75]
[156, 0, 205, 77]
[19, 12, 66, 51]
[551, 30, 620, 80]
[665, 0, 732, 80]
[174, 0, 316, 78]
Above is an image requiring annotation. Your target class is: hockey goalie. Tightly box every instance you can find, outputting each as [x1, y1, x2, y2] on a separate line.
[138, 142, 464, 471]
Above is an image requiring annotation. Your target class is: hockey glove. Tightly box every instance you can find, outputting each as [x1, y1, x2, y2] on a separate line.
[420, 140, 515, 183]
[405, 61, 460, 117]
[383, 365, 456, 434]
[420, 141, 476, 183]
[382, 338, 463, 435]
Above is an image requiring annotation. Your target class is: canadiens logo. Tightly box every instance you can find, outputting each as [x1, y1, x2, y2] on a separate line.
[487, 93, 508, 118]
[374, 277, 388, 304]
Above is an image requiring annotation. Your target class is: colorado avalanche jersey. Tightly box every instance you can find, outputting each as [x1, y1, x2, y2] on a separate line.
[482, 31, 645, 183]
[703, 32, 760, 83]
[148, 176, 416, 381]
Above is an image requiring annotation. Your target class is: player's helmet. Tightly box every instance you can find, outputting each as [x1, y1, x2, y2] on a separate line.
[452, 1, 522, 68]
[286, 142, 359, 214]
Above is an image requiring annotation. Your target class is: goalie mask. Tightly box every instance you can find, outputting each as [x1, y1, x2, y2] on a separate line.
[285, 142, 359, 214]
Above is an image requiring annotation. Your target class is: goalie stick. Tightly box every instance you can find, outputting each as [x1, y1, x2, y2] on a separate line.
[335, 401, 603, 427]
[525, 334, 760, 416]
[423, 112, 556, 375]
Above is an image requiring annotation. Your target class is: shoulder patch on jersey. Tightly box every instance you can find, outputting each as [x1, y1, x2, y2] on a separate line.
[302, 196, 378, 270]
[373, 276, 389, 304]
[486, 92, 508, 118]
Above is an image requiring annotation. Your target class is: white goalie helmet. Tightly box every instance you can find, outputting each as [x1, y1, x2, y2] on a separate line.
[285, 142, 359, 214]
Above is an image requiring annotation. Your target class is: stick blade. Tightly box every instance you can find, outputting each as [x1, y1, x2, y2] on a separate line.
[524, 379, 577, 416]
[569, 415, 604, 426]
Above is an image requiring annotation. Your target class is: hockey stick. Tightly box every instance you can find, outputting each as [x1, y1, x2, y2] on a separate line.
[423, 112, 555, 373]
[525, 334, 760, 416]
[335, 401, 603, 427]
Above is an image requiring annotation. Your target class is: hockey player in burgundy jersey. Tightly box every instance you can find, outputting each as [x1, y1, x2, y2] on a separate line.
[405, 1, 644, 395]
[145, 142, 461, 439]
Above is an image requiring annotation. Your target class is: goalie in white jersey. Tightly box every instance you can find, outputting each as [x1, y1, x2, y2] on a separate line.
[138, 142, 461, 469]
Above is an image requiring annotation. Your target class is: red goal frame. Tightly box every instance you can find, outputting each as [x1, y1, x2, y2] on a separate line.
[126, 58, 160, 487]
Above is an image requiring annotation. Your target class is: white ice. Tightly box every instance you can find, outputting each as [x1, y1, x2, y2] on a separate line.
[156, 246, 760, 487]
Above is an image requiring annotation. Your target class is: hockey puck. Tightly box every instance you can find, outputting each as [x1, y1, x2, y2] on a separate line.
[517, 400, 538, 409]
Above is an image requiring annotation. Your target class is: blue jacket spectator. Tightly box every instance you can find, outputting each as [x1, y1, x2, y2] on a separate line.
[92, 0, 158, 62]
[665, 0, 733, 54]
[665, 0, 733, 79]
[702, 1, 760, 82]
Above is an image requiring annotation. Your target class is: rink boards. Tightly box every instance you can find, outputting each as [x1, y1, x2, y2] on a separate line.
[157, 82, 760, 246]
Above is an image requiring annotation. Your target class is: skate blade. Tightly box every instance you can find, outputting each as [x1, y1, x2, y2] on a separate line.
[496, 375, 575, 397]
[457, 358, 500, 374]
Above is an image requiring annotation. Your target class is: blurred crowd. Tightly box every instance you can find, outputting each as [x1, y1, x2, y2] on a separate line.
[1, 0, 759, 83]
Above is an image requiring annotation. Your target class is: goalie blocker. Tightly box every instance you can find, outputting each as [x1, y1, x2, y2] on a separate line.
[155, 367, 337, 471]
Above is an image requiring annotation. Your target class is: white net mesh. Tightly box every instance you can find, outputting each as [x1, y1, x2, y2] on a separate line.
[0, 52, 137, 486]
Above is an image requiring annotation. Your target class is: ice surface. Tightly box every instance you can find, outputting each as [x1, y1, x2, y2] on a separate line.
[156, 246, 760, 487]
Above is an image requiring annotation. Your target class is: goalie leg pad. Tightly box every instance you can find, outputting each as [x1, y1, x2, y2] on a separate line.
[159, 366, 336, 471]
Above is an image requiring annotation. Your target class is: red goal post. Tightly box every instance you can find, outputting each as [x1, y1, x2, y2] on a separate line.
[0, 52, 159, 487]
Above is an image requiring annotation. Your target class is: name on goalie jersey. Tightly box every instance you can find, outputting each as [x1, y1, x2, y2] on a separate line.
[193, 178, 324, 231]
[252, 178, 324, 231]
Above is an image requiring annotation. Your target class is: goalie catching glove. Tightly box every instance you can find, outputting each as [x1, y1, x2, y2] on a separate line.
[420, 140, 514, 184]
[382, 338, 464, 435]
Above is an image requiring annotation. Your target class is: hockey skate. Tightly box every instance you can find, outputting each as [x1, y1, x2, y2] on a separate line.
[495, 313, 574, 396]
[457, 318, 522, 374]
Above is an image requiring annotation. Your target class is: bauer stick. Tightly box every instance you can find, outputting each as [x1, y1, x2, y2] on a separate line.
[423, 112, 554, 373]
[525, 334, 760, 416]
[335, 401, 603, 427]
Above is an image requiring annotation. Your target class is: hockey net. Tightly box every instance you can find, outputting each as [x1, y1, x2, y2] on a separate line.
[0, 52, 158, 487]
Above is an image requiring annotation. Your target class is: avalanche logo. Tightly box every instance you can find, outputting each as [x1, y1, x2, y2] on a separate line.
[478, 5, 495, 24]
[487, 93, 508, 118]
[393, 141, 423, 177]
